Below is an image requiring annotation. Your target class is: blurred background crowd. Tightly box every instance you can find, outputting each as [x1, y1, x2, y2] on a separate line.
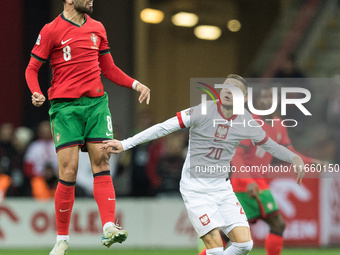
[0, 115, 188, 201]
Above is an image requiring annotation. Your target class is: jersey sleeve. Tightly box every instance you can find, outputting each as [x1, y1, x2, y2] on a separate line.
[176, 105, 202, 129]
[99, 53, 134, 88]
[98, 22, 110, 55]
[176, 108, 192, 129]
[278, 120, 292, 146]
[260, 137, 297, 163]
[121, 116, 182, 150]
[31, 25, 54, 63]
[25, 57, 43, 95]
[246, 113, 269, 145]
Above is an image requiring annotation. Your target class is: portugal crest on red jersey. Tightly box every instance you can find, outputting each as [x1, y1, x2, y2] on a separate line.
[91, 33, 98, 50]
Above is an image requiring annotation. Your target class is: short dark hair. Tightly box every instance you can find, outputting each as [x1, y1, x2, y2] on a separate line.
[227, 74, 248, 89]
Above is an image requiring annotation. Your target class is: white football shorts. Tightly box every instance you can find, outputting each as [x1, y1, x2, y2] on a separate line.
[180, 180, 249, 237]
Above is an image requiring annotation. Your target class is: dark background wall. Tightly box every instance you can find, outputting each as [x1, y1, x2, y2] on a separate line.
[0, 1, 25, 127]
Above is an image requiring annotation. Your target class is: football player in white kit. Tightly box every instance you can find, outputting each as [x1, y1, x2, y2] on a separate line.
[100, 74, 305, 255]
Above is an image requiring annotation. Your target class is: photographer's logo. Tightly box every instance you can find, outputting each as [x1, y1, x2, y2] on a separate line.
[199, 84, 311, 116]
[196, 82, 222, 115]
[197, 82, 312, 127]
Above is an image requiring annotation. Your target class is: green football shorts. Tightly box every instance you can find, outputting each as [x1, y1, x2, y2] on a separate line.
[49, 93, 114, 152]
[235, 189, 279, 222]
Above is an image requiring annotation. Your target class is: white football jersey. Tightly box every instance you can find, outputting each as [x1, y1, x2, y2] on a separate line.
[177, 101, 268, 192]
[122, 101, 296, 193]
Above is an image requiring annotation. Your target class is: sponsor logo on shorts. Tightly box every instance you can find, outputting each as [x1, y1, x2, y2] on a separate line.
[199, 214, 210, 226]
[56, 133, 60, 144]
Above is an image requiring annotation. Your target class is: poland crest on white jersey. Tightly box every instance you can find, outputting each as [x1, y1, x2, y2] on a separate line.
[177, 101, 268, 192]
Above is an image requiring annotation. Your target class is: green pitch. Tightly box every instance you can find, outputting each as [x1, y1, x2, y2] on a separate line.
[1, 248, 340, 255]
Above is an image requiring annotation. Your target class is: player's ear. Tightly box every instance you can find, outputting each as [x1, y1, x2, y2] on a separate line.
[243, 94, 248, 103]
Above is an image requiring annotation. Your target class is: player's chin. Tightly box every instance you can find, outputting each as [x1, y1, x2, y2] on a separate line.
[85, 7, 93, 14]
[221, 101, 232, 107]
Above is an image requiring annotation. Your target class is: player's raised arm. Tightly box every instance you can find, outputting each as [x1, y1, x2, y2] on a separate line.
[99, 53, 150, 104]
[101, 114, 187, 153]
[259, 138, 305, 185]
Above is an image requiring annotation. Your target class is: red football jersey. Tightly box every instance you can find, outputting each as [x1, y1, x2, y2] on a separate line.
[31, 13, 111, 100]
[232, 114, 313, 192]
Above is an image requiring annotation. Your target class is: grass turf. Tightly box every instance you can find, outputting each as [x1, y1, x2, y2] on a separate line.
[0, 248, 340, 255]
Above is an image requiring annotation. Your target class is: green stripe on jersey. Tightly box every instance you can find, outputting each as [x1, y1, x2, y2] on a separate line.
[31, 53, 47, 63]
[99, 49, 110, 55]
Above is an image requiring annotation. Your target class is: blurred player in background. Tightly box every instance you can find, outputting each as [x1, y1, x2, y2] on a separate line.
[23, 120, 59, 200]
[0, 123, 15, 202]
[25, 0, 150, 254]
[198, 87, 325, 255]
[101, 75, 305, 255]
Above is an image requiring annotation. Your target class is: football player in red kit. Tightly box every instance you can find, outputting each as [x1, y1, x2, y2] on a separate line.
[25, 1, 150, 254]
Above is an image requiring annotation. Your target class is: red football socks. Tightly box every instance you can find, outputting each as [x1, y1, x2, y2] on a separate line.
[93, 175, 116, 226]
[265, 233, 283, 255]
[55, 182, 75, 235]
[198, 248, 207, 255]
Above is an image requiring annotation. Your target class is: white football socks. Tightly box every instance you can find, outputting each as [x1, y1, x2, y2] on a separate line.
[206, 247, 224, 255]
[223, 241, 253, 255]
[56, 235, 69, 242]
[103, 221, 115, 232]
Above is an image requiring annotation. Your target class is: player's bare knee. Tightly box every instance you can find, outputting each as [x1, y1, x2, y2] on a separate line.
[92, 151, 110, 166]
[59, 165, 78, 181]
[269, 215, 285, 235]
[202, 229, 223, 249]
[277, 217, 285, 234]
[232, 240, 253, 255]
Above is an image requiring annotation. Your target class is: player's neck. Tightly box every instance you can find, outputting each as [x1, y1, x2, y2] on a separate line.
[63, 9, 85, 26]
[220, 104, 234, 119]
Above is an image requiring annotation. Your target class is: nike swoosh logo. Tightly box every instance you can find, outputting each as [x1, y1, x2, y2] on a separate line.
[108, 198, 115, 201]
[59, 208, 71, 213]
[61, 38, 72, 45]
[106, 132, 112, 136]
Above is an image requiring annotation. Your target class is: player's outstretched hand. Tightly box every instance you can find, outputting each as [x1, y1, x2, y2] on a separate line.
[100, 139, 123, 154]
[293, 156, 305, 185]
[32, 92, 46, 107]
[136, 82, 150, 105]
